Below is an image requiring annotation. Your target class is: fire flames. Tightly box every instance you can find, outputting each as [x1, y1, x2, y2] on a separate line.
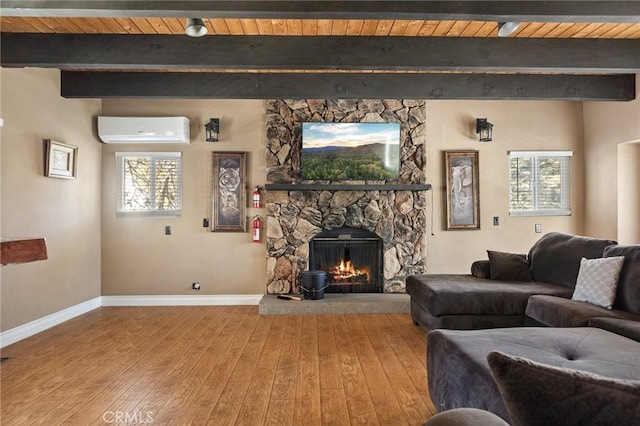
[330, 260, 369, 283]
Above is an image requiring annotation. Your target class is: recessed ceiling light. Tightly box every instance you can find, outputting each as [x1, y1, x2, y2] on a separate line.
[498, 22, 521, 37]
[185, 18, 208, 37]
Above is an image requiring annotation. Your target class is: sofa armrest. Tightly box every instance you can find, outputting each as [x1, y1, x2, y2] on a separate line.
[471, 260, 491, 279]
[588, 317, 640, 343]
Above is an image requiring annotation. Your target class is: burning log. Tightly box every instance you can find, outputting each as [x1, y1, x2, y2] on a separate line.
[329, 273, 369, 285]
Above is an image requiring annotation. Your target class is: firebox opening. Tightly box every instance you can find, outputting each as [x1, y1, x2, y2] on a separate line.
[308, 227, 383, 293]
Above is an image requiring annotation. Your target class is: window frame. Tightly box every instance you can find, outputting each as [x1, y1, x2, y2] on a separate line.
[116, 151, 183, 217]
[508, 150, 573, 217]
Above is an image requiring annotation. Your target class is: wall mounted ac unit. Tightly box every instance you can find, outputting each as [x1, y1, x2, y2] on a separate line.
[97, 116, 190, 144]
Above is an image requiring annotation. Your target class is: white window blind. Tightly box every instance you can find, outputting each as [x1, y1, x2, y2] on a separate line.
[509, 151, 572, 216]
[116, 152, 182, 217]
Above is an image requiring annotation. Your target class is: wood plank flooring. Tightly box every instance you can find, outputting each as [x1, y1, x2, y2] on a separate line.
[0, 306, 437, 425]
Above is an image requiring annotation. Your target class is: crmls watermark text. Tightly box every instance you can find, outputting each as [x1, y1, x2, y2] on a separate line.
[102, 410, 154, 424]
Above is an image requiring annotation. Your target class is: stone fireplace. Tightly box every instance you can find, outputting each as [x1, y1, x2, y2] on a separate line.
[265, 98, 428, 294]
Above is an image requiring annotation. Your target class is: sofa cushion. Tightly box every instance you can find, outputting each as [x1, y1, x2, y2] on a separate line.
[571, 256, 625, 309]
[427, 327, 640, 421]
[604, 245, 640, 315]
[410, 299, 527, 330]
[527, 232, 617, 287]
[487, 351, 640, 426]
[525, 294, 640, 327]
[589, 317, 640, 343]
[407, 275, 573, 317]
[487, 251, 533, 281]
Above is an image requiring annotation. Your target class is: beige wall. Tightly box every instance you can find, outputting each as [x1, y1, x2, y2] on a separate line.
[1, 68, 102, 331]
[1, 69, 635, 327]
[583, 75, 640, 240]
[617, 142, 640, 244]
[101, 98, 589, 284]
[425, 100, 585, 273]
[101, 99, 266, 295]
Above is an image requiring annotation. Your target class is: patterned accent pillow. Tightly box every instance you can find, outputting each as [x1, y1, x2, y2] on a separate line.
[571, 256, 625, 309]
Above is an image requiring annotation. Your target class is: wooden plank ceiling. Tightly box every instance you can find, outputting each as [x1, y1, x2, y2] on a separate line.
[1, 1, 639, 100]
[3, 17, 640, 39]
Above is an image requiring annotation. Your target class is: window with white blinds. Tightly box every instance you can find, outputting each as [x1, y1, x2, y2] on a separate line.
[116, 152, 182, 217]
[509, 151, 572, 216]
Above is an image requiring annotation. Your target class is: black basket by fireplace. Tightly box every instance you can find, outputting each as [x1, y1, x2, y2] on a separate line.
[298, 270, 328, 300]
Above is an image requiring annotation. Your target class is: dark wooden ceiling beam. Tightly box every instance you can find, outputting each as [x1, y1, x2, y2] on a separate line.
[2, 1, 639, 22]
[60, 71, 636, 101]
[3, 34, 639, 73]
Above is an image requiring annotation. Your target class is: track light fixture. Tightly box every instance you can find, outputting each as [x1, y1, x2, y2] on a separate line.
[185, 18, 208, 37]
[497, 22, 520, 37]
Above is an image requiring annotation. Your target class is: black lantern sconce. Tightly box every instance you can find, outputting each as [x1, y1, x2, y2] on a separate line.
[476, 118, 493, 142]
[205, 118, 220, 142]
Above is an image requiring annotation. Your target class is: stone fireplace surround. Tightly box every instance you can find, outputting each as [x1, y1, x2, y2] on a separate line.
[265, 99, 428, 294]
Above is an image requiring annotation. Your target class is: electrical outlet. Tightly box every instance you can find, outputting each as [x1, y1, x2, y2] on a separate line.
[192, 282, 201, 291]
[535, 223, 542, 233]
[165, 225, 172, 235]
[493, 216, 499, 226]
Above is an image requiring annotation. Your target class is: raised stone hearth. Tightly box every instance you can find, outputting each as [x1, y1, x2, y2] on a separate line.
[258, 293, 410, 315]
[265, 99, 428, 294]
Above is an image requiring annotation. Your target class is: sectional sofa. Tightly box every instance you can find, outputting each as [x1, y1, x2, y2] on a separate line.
[407, 233, 640, 424]
[407, 232, 640, 329]
[427, 319, 640, 423]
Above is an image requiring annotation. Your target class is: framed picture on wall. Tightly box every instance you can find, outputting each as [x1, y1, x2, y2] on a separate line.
[44, 139, 77, 179]
[211, 152, 247, 232]
[444, 150, 480, 230]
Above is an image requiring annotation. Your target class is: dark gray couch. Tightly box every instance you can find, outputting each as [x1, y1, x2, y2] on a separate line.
[407, 232, 619, 330]
[525, 244, 640, 326]
[427, 320, 640, 422]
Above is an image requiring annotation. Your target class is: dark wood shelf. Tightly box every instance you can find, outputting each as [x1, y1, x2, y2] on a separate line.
[1, 238, 48, 266]
[265, 183, 431, 191]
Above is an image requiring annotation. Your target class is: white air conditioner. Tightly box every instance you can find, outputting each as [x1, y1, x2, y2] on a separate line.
[97, 116, 190, 144]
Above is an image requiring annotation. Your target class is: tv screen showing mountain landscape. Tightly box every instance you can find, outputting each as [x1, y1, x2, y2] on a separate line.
[301, 122, 401, 180]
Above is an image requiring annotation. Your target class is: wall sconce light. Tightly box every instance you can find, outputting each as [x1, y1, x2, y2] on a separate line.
[205, 118, 220, 142]
[476, 118, 493, 142]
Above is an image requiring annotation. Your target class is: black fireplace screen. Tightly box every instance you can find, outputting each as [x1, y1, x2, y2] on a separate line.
[308, 227, 383, 293]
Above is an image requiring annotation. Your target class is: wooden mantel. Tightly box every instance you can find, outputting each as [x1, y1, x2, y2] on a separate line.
[1, 238, 48, 266]
[265, 183, 432, 191]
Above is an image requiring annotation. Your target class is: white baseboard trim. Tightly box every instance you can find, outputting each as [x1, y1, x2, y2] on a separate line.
[101, 294, 264, 306]
[1, 295, 263, 347]
[0, 296, 102, 349]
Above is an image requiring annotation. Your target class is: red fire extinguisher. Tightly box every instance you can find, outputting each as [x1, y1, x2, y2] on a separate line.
[252, 215, 261, 243]
[252, 186, 261, 208]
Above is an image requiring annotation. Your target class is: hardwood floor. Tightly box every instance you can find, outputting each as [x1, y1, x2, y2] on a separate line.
[0, 306, 437, 425]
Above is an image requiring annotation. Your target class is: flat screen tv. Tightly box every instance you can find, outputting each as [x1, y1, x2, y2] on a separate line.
[301, 122, 401, 181]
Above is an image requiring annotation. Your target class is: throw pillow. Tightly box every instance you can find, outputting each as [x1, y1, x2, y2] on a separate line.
[487, 251, 533, 281]
[470, 260, 491, 279]
[487, 351, 640, 426]
[571, 256, 625, 309]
